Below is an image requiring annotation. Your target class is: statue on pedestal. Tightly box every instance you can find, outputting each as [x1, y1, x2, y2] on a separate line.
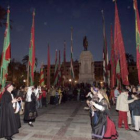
[83, 36, 88, 51]
[79, 38, 95, 84]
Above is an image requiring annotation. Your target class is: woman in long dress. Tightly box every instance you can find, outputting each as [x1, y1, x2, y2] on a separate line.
[0, 84, 19, 140]
[90, 90, 118, 140]
[24, 86, 37, 127]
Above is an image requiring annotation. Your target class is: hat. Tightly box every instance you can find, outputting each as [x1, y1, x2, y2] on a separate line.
[5, 83, 13, 89]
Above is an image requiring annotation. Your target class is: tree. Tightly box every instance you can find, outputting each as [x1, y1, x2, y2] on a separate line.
[126, 53, 135, 65]
[125, 53, 138, 85]
[7, 59, 27, 86]
[129, 69, 138, 86]
[22, 55, 38, 68]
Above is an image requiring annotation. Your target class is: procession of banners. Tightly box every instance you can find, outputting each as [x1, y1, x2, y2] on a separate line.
[1, 0, 140, 90]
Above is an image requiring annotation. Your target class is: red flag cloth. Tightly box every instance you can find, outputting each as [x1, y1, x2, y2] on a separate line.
[134, 0, 140, 84]
[40, 65, 45, 86]
[53, 50, 59, 86]
[29, 11, 35, 86]
[0, 8, 11, 90]
[5, 43, 11, 61]
[47, 45, 50, 89]
[114, 2, 129, 85]
[102, 11, 109, 84]
[110, 26, 116, 88]
[57, 50, 62, 87]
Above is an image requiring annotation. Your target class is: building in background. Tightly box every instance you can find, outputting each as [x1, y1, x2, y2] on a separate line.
[43, 60, 104, 86]
[44, 60, 79, 85]
[94, 61, 104, 83]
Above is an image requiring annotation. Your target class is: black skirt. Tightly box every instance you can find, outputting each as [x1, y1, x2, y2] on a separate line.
[15, 113, 21, 129]
[0, 103, 19, 138]
[0, 91, 19, 138]
[24, 101, 37, 123]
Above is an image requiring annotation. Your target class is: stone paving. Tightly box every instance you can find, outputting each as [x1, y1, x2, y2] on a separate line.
[1, 101, 140, 140]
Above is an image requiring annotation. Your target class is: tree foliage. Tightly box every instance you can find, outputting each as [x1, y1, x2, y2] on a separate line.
[22, 55, 38, 68]
[126, 53, 135, 65]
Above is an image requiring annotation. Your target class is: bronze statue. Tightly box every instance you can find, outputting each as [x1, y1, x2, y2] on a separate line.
[83, 36, 88, 51]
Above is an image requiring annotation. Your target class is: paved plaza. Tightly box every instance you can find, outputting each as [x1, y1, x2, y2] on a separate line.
[1, 101, 140, 140]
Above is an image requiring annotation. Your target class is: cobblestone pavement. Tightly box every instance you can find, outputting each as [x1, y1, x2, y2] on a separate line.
[1, 101, 140, 140]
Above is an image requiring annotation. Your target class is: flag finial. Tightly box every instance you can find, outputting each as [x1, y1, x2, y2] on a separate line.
[7, 5, 10, 10]
[133, 0, 136, 10]
[71, 27, 73, 35]
[7, 5, 10, 13]
[33, 9, 35, 16]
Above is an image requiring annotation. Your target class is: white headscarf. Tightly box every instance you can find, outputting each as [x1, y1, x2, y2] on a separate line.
[33, 87, 39, 98]
[26, 86, 33, 102]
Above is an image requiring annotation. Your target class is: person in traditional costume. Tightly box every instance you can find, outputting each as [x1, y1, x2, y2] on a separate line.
[84, 86, 98, 110]
[41, 87, 47, 107]
[116, 88, 134, 130]
[100, 88, 110, 109]
[0, 84, 19, 140]
[24, 86, 37, 127]
[11, 93, 22, 129]
[11, 86, 22, 129]
[33, 86, 39, 109]
[90, 90, 118, 140]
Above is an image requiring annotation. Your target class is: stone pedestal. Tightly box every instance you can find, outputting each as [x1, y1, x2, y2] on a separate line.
[78, 51, 94, 84]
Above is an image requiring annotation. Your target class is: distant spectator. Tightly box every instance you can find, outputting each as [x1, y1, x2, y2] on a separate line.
[114, 86, 120, 104]
[42, 88, 47, 107]
[38, 92, 42, 108]
[129, 93, 140, 132]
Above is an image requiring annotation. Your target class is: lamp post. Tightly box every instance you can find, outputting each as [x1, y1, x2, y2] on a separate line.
[23, 79, 26, 86]
[100, 81, 104, 88]
[69, 79, 72, 87]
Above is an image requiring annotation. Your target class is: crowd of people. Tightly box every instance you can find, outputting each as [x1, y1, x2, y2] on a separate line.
[0, 83, 90, 140]
[0, 83, 140, 140]
[115, 85, 140, 132]
[85, 84, 140, 140]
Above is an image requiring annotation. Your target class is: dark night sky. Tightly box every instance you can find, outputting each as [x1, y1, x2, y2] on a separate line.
[0, 0, 140, 71]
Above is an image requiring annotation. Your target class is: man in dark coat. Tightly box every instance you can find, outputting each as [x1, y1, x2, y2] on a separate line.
[0, 84, 19, 140]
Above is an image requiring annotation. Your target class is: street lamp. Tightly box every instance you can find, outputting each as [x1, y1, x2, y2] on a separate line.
[100, 81, 104, 88]
[100, 81, 103, 84]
